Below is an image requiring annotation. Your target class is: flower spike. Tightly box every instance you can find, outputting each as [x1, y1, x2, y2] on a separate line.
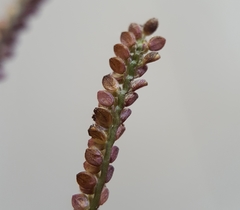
[73, 18, 166, 210]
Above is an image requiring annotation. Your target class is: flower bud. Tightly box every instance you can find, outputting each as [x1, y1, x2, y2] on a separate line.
[102, 74, 120, 92]
[72, 194, 89, 210]
[114, 43, 130, 60]
[85, 146, 103, 166]
[124, 92, 138, 106]
[99, 186, 109, 206]
[120, 31, 136, 48]
[88, 138, 105, 150]
[143, 52, 160, 64]
[115, 124, 126, 140]
[131, 79, 148, 91]
[143, 18, 158, 35]
[76, 171, 97, 191]
[148, 36, 166, 51]
[109, 57, 126, 74]
[92, 107, 113, 129]
[83, 161, 101, 174]
[135, 65, 148, 78]
[97, 90, 114, 107]
[111, 72, 124, 84]
[88, 125, 107, 144]
[128, 23, 142, 39]
[120, 108, 132, 123]
[105, 165, 114, 183]
[110, 146, 119, 163]
[79, 186, 95, 195]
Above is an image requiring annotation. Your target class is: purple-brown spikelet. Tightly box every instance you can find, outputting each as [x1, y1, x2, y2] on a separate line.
[72, 18, 166, 210]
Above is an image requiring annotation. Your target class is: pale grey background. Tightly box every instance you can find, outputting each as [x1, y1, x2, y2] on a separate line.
[1, 0, 240, 210]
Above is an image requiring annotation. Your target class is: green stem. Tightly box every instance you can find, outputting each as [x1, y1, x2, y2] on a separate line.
[89, 43, 142, 210]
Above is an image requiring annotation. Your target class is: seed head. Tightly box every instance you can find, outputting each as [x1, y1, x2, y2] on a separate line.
[76, 172, 97, 193]
[110, 146, 119, 163]
[109, 57, 126, 74]
[97, 90, 115, 107]
[143, 52, 160, 64]
[102, 74, 120, 92]
[88, 125, 107, 143]
[93, 107, 113, 129]
[115, 124, 126, 140]
[135, 65, 148, 78]
[111, 72, 124, 84]
[85, 147, 103, 166]
[114, 43, 131, 60]
[120, 108, 132, 123]
[87, 138, 105, 150]
[124, 92, 139, 106]
[83, 161, 101, 174]
[72, 194, 89, 210]
[143, 18, 159, 35]
[99, 187, 109, 206]
[148, 36, 166, 51]
[128, 23, 143, 39]
[120, 31, 136, 47]
[131, 79, 148, 92]
[105, 165, 114, 183]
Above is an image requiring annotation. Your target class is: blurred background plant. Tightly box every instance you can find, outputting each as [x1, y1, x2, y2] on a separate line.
[0, 0, 46, 80]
